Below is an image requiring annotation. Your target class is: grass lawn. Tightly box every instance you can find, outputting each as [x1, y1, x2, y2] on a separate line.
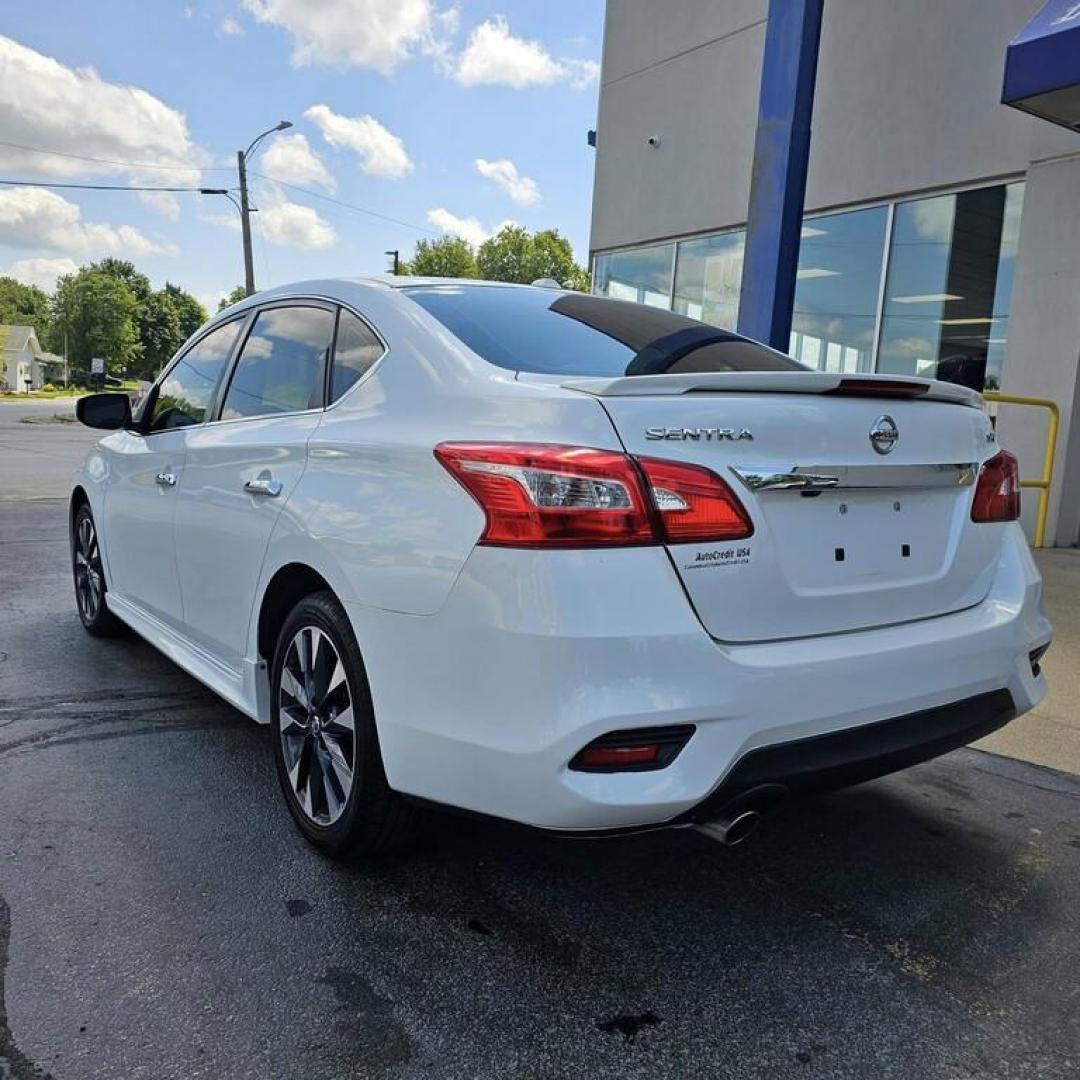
[0, 388, 85, 400]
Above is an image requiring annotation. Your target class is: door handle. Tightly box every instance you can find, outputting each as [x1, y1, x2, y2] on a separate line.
[155, 472, 177, 487]
[244, 477, 283, 497]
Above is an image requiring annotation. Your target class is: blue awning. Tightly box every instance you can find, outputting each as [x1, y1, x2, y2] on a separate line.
[1002, 0, 1080, 131]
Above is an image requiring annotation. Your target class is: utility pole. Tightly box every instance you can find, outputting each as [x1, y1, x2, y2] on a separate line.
[385, 249, 400, 275]
[237, 150, 256, 297]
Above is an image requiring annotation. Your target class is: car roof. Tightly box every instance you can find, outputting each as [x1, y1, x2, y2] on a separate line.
[212, 276, 572, 322]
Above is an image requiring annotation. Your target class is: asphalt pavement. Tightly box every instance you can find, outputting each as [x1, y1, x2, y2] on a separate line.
[1, 402, 1079, 1079]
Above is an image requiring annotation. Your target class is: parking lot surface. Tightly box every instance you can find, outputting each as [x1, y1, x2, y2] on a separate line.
[1, 405, 1079, 1079]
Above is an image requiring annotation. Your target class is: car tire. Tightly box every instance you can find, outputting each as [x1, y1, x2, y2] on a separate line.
[270, 591, 424, 858]
[72, 503, 125, 637]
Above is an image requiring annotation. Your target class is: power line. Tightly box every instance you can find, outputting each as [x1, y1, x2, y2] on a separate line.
[0, 138, 228, 173]
[0, 178, 226, 193]
[252, 171, 439, 236]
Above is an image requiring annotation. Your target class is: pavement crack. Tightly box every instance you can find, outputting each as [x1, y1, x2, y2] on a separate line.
[0, 896, 52, 1079]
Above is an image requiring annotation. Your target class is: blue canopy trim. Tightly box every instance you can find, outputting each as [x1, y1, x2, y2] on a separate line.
[1002, 0, 1080, 131]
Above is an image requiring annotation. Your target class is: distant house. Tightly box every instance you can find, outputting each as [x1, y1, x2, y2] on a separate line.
[39, 351, 66, 385]
[0, 325, 47, 392]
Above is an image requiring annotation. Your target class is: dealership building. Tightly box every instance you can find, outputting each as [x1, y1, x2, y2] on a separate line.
[589, 0, 1080, 545]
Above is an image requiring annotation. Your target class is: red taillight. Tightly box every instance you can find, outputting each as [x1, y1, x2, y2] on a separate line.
[637, 456, 754, 542]
[435, 442, 753, 547]
[971, 450, 1020, 523]
[433, 443, 654, 547]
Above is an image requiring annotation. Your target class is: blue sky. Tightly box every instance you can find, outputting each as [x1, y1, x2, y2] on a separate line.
[0, 1, 604, 310]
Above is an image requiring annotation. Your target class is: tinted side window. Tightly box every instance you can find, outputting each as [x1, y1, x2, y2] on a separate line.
[331, 309, 384, 403]
[221, 306, 334, 421]
[150, 320, 242, 432]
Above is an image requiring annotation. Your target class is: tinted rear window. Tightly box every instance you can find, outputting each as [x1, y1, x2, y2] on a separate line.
[405, 285, 804, 377]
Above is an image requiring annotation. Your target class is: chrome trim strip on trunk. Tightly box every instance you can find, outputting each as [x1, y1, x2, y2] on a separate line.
[730, 463, 977, 492]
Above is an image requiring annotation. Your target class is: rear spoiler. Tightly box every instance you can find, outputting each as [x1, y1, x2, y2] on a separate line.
[560, 371, 984, 408]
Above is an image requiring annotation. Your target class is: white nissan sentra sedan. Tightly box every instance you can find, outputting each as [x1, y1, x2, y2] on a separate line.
[71, 277, 1052, 855]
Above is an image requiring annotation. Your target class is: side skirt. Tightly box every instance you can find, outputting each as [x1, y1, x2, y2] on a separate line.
[104, 593, 260, 722]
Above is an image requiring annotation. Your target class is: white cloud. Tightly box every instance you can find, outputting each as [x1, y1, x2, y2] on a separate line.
[260, 132, 336, 192]
[255, 187, 337, 250]
[426, 207, 515, 248]
[219, 16, 245, 36]
[241, 0, 441, 74]
[453, 16, 599, 90]
[474, 158, 539, 206]
[200, 209, 241, 233]
[0, 186, 177, 258]
[0, 35, 207, 209]
[137, 190, 182, 222]
[304, 104, 413, 179]
[2, 256, 79, 291]
[912, 198, 955, 243]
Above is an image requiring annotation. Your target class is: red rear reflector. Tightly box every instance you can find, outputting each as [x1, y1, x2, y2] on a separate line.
[971, 450, 1021, 523]
[579, 744, 660, 768]
[434, 443, 654, 547]
[637, 456, 754, 542]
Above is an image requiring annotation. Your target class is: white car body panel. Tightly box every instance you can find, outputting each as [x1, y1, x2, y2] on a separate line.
[71, 277, 1052, 833]
[100, 427, 186, 630]
[350, 525, 1045, 829]
[175, 410, 320, 667]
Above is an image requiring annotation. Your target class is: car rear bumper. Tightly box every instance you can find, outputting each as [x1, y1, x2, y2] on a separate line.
[676, 688, 1017, 825]
[347, 523, 1051, 831]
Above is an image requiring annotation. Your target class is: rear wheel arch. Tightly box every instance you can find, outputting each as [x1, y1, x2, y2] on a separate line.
[256, 563, 336, 664]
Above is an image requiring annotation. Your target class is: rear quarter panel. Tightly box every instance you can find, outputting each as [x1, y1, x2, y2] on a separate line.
[258, 288, 624, 618]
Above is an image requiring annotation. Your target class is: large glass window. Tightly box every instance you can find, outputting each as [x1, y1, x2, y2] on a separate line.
[593, 243, 675, 307]
[149, 320, 242, 432]
[221, 306, 334, 420]
[593, 179, 1024, 391]
[877, 182, 1024, 389]
[672, 230, 745, 329]
[790, 207, 888, 374]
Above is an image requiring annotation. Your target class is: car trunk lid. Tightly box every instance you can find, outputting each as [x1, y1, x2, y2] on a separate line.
[564, 373, 999, 643]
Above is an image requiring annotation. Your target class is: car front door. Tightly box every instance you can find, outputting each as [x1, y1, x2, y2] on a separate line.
[101, 318, 244, 630]
[172, 302, 337, 669]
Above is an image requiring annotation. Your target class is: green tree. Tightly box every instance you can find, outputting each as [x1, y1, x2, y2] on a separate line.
[139, 291, 184, 378]
[529, 229, 589, 290]
[162, 282, 207, 339]
[50, 269, 141, 375]
[0, 276, 51, 341]
[88, 258, 152, 305]
[133, 284, 208, 378]
[218, 285, 249, 311]
[405, 236, 479, 279]
[475, 225, 533, 283]
[475, 225, 589, 288]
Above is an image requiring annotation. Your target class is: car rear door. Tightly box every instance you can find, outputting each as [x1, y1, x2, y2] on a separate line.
[172, 301, 337, 668]
[101, 318, 243, 630]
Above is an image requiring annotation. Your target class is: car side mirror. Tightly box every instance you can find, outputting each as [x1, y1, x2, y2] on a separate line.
[75, 392, 132, 431]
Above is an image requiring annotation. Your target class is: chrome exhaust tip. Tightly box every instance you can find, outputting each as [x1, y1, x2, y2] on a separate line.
[696, 808, 761, 846]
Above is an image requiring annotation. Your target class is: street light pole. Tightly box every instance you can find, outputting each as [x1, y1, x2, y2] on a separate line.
[235, 120, 292, 297]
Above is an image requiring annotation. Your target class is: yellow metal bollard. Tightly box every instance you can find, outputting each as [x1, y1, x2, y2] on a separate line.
[982, 392, 1060, 548]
